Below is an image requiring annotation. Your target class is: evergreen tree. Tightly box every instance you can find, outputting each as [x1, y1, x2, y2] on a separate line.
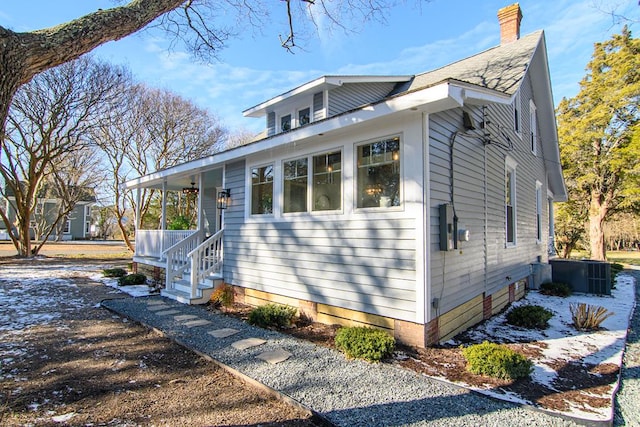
[556, 27, 640, 260]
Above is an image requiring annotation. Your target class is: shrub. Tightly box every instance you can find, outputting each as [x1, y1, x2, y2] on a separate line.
[334, 327, 396, 362]
[570, 303, 614, 331]
[210, 284, 234, 307]
[506, 305, 553, 329]
[168, 215, 192, 230]
[539, 282, 572, 297]
[461, 341, 532, 380]
[103, 267, 127, 278]
[248, 304, 297, 328]
[118, 273, 147, 286]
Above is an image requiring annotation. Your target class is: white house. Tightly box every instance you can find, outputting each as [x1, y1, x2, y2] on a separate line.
[125, 3, 566, 347]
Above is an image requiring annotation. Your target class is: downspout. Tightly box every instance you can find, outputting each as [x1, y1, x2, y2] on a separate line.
[421, 112, 431, 326]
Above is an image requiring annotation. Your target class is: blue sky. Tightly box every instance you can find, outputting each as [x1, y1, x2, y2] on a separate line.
[1, 1, 637, 134]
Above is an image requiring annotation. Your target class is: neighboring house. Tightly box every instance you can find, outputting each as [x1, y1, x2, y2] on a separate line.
[125, 4, 566, 347]
[0, 185, 96, 241]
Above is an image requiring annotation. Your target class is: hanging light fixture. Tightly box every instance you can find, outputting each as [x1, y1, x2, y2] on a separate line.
[182, 181, 199, 196]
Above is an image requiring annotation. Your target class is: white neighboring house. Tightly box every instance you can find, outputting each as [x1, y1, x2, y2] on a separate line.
[125, 4, 566, 347]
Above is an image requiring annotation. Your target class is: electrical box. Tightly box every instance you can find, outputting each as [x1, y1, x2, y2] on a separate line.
[439, 204, 455, 251]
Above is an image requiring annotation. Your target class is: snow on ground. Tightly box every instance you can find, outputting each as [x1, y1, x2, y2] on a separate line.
[448, 273, 636, 421]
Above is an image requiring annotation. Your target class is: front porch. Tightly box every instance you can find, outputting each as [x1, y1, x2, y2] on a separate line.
[130, 167, 228, 304]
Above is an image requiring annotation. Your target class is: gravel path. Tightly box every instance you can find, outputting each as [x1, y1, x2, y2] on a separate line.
[614, 268, 640, 426]
[102, 282, 640, 427]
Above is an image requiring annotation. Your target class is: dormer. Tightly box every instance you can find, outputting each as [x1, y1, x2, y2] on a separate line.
[243, 75, 413, 137]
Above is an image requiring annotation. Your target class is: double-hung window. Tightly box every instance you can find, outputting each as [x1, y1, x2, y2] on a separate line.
[536, 181, 543, 243]
[251, 165, 274, 215]
[356, 137, 401, 208]
[530, 100, 537, 155]
[283, 158, 308, 213]
[505, 157, 517, 246]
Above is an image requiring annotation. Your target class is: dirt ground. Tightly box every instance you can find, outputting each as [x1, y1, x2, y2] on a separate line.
[0, 256, 318, 427]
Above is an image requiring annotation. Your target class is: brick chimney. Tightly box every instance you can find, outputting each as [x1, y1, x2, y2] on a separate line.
[497, 3, 523, 45]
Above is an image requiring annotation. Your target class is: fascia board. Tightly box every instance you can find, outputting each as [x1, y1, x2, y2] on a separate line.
[125, 82, 461, 190]
[243, 75, 413, 118]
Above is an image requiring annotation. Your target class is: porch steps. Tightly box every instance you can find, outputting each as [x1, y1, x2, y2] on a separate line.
[161, 273, 223, 305]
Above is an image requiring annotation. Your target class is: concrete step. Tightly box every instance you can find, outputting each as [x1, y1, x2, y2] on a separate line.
[161, 288, 211, 305]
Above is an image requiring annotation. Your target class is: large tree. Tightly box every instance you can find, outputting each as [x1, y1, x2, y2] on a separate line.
[0, 56, 126, 256]
[0, 0, 406, 139]
[94, 83, 226, 251]
[556, 27, 640, 260]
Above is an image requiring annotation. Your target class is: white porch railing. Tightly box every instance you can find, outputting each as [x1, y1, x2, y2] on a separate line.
[187, 229, 224, 297]
[135, 230, 196, 258]
[163, 232, 200, 290]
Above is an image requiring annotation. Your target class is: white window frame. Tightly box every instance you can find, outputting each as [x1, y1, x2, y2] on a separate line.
[282, 156, 309, 214]
[296, 106, 312, 127]
[63, 219, 71, 234]
[513, 91, 522, 136]
[279, 113, 292, 133]
[536, 181, 543, 244]
[530, 99, 538, 155]
[354, 135, 402, 211]
[250, 163, 275, 216]
[282, 148, 343, 215]
[505, 156, 517, 247]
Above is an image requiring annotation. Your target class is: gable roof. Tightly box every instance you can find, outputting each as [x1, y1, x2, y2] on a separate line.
[125, 30, 566, 201]
[392, 30, 542, 98]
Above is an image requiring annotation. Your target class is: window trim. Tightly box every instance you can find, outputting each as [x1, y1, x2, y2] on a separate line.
[282, 148, 343, 215]
[505, 156, 517, 247]
[250, 163, 275, 216]
[536, 180, 543, 244]
[282, 156, 309, 214]
[354, 135, 403, 211]
[513, 91, 522, 137]
[296, 106, 312, 127]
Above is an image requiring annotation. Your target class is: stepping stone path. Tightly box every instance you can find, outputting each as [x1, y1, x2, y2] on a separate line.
[256, 348, 292, 364]
[231, 337, 266, 350]
[208, 328, 240, 338]
[155, 309, 180, 316]
[144, 299, 293, 366]
[183, 319, 212, 328]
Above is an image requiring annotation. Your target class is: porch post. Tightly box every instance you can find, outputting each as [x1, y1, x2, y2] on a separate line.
[197, 173, 204, 240]
[160, 181, 167, 254]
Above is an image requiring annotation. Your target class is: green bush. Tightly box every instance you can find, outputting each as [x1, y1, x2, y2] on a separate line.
[247, 304, 297, 328]
[506, 305, 553, 329]
[168, 215, 192, 230]
[334, 326, 396, 362]
[462, 341, 532, 380]
[118, 273, 147, 286]
[103, 267, 127, 278]
[539, 282, 572, 297]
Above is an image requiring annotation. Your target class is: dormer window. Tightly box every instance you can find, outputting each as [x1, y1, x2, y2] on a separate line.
[281, 114, 292, 132]
[298, 107, 310, 126]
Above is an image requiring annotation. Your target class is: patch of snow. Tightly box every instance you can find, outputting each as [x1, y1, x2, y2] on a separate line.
[449, 273, 636, 421]
[51, 412, 76, 422]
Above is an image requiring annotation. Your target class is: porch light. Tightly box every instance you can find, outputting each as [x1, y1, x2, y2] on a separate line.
[182, 182, 199, 196]
[217, 189, 231, 209]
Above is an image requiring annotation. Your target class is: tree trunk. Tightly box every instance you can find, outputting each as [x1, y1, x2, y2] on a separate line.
[588, 193, 607, 260]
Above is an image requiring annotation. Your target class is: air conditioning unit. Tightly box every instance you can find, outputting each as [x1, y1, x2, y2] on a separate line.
[549, 259, 611, 295]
